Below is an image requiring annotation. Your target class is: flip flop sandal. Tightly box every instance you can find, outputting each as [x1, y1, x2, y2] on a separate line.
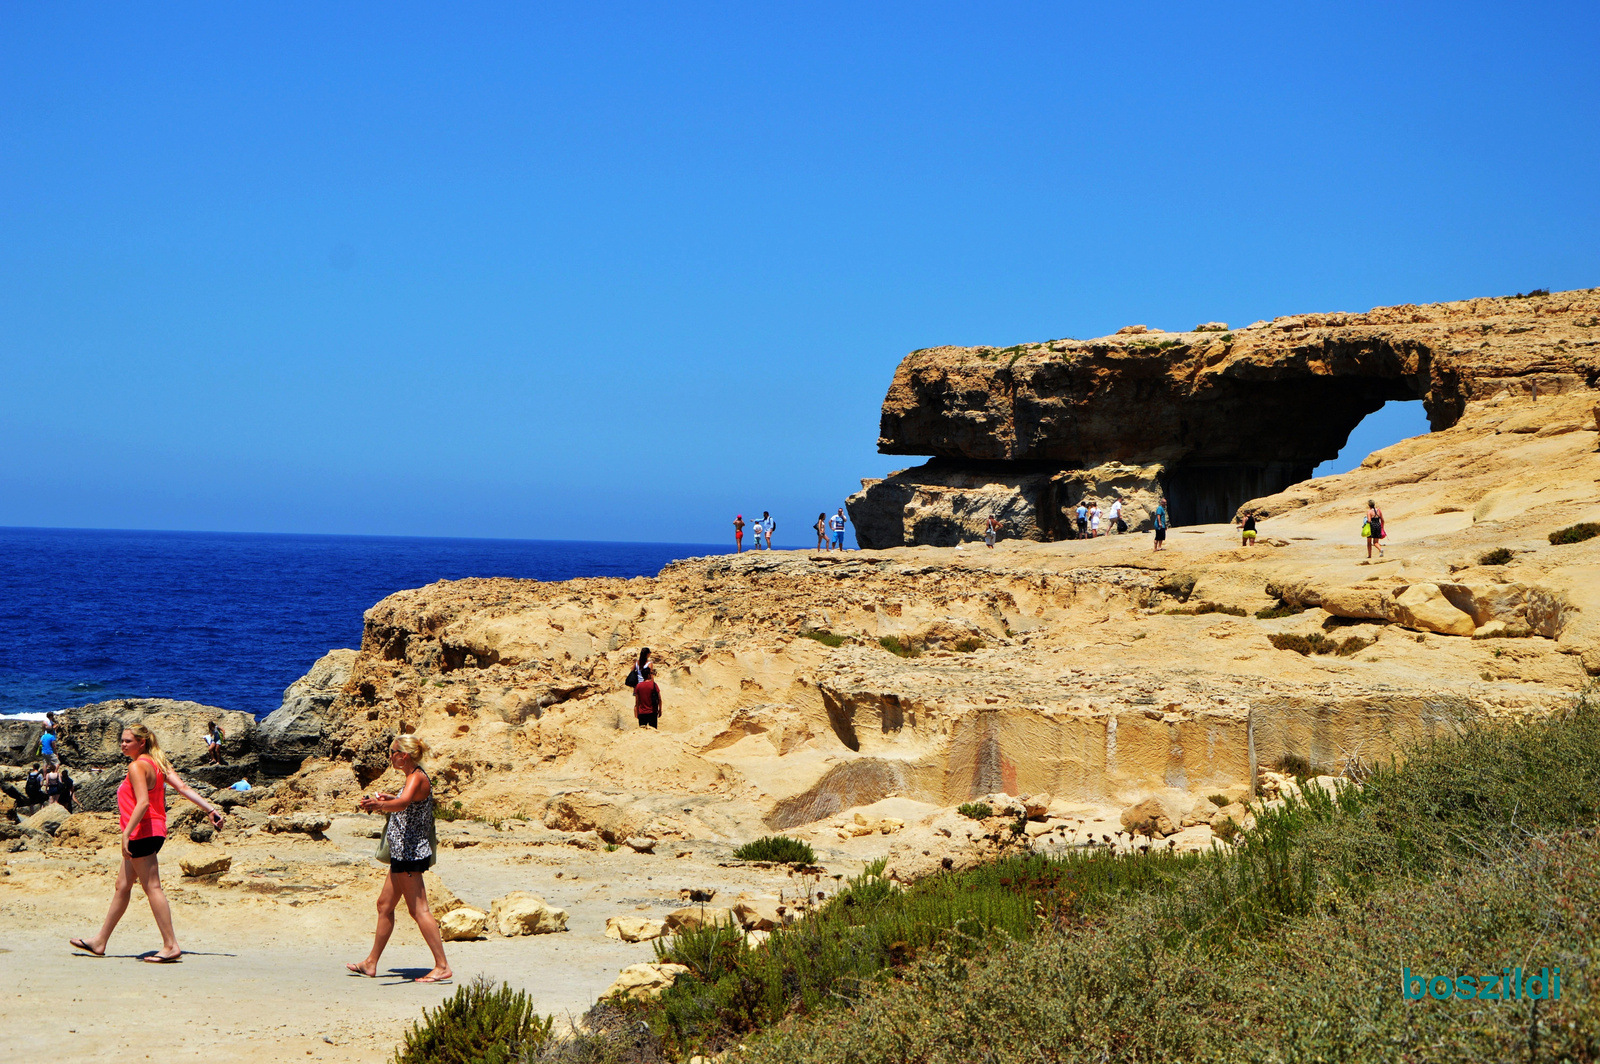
[142, 953, 182, 964]
[69, 938, 105, 957]
[345, 963, 377, 977]
[415, 975, 453, 984]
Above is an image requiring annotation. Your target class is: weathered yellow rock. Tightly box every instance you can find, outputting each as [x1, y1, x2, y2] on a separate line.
[1390, 583, 1476, 636]
[605, 915, 666, 942]
[489, 892, 569, 936]
[603, 962, 689, 1002]
[179, 853, 232, 877]
[664, 905, 735, 932]
[438, 907, 488, 941]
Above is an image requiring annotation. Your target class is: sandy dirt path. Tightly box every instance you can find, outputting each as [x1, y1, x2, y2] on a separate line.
[0, 817, 833, 1063]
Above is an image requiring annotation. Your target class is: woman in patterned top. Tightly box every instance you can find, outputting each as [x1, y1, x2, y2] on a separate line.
[345, 734, 451, 984]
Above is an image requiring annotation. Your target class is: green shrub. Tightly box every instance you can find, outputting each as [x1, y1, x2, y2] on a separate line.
[1254, 603, 1305, 620]
[1206, 794, 1229, 807]
[1478, 546, 1515, 565]
[392, 978, 552, 1064]
[436, 800, 472, 822]
[957, 802, 993, 820]
[1166, 602, 1247, 617]
[952, 636, 984, 652]
[878, 635, 920, 658]
[732, 835, 815, 865]
[1549, 522, 1600, 545]
[798, 629, 845, 648]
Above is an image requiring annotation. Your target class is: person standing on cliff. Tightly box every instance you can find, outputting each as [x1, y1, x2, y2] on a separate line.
[1075, 501, 1089, 540]
[1365, 499, 1385, 559]
[814, 513, 829, 552]
[829, 508, 848, 551]
[734, 514, 745, 553]
[762, 511, 776, 550]
[40, 725, 60, 770]
[1110, 497, 1125, 534]
[634, 665, 662, 728]
[1152, 497, 1169, 552]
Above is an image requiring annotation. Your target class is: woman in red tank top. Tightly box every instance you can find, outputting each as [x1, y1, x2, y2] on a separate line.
[70, 723, 226, 962]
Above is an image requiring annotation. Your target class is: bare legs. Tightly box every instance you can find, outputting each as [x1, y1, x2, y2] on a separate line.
[349, 871, 451, 982]
[76, 854, 179, 959]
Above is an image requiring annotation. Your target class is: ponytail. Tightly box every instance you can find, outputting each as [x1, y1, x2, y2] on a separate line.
[125, 722, 175, 776]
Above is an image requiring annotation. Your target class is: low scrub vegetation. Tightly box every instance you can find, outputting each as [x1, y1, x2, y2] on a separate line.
[877, 634, 920, 658]
[1165, 602, 1247, 617]
[1254, 602, 1305, 619]
[393, 978, 552, 1064]
[956, 801, 993, 820]
[797, 628, 844, 647]
[731, 690, 1600, 1063]
[1549, 522, 1600, 545]
[1478, 546, 1515, 565]
[1268, 631, 1375, 656]
[731, 835, 814, 865]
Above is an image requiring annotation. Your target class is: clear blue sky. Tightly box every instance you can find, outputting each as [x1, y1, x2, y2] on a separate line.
[3, 3, 1596, 543]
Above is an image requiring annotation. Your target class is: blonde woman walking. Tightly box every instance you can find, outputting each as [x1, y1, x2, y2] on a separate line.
[70, 723, 225, 961]
[347, 735, 451, 984]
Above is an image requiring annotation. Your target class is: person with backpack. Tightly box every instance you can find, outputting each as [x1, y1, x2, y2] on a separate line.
[625, 648, 652, 689]
[633, 665, 663, 729]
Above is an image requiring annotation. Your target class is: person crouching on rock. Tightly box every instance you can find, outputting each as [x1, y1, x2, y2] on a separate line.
[71, 723, 226, 962]
[634, 665, 663, 728]
[348, 735, 451, 984]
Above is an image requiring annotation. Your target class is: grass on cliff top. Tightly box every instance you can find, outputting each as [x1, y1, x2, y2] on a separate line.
[1550, 521, 1600, 545]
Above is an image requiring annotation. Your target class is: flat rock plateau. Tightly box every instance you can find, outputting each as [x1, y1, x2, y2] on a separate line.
[3, 287, 1599, 1062]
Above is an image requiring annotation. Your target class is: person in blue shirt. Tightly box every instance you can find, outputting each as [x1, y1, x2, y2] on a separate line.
[1152, 497, 1169, 552]
[40, 727, 59, 769]
[1075, 502, 1089, 539]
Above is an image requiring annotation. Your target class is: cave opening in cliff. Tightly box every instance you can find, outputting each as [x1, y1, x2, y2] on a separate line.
[1310, 400, 1431, 478]
[1163, 377, 1425, 526]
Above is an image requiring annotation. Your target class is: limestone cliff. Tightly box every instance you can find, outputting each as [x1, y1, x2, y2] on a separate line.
[852, 288, 1600, 542]
[268, 387, 1600, 840]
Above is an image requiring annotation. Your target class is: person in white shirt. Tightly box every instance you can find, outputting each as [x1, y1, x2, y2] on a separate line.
[1088, 502, 1102, 537]
[828, 509, 847, 551]
[1109, 498, 1124, 534]
[762, 512, 775, 549]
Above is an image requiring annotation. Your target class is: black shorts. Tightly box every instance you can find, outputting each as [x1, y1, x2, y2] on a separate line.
[128, 836, 165, 859]
[389, 857, 431, 874]
[637, 711, 660, 729]
[1155, 527, 1167, 541]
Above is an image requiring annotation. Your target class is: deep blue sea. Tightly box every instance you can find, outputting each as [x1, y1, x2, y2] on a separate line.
[0, 527, 722, 720]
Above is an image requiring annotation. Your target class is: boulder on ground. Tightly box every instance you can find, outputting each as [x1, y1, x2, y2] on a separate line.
[263, 813, 331, 836]
[624, 836, 656, 853]
[732, 895, 787, 932]
[664, 905, 736, 932]
[605, 915, 667, 942]
[1119, 797, 1176, 838]
[1389, 583, 1476, 636]
[490, 891, 569, 936]
[543, 791, 650, 843]
[603, 962, 689, 1002]
[438, 907, 488, 941]
[52, 812, 120, 848]
[21, 803, 70, 836]
[180, 853, 232, 877]
[1164, 825, 1217, 853]
[1021, 794, 1052, 820]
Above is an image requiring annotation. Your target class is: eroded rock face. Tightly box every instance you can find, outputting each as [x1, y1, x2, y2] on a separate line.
[865, 289, 1600, 531]
[257, 649, 357, 774]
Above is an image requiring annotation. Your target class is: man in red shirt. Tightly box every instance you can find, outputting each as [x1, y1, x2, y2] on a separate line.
[634, 666, 662, 729]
